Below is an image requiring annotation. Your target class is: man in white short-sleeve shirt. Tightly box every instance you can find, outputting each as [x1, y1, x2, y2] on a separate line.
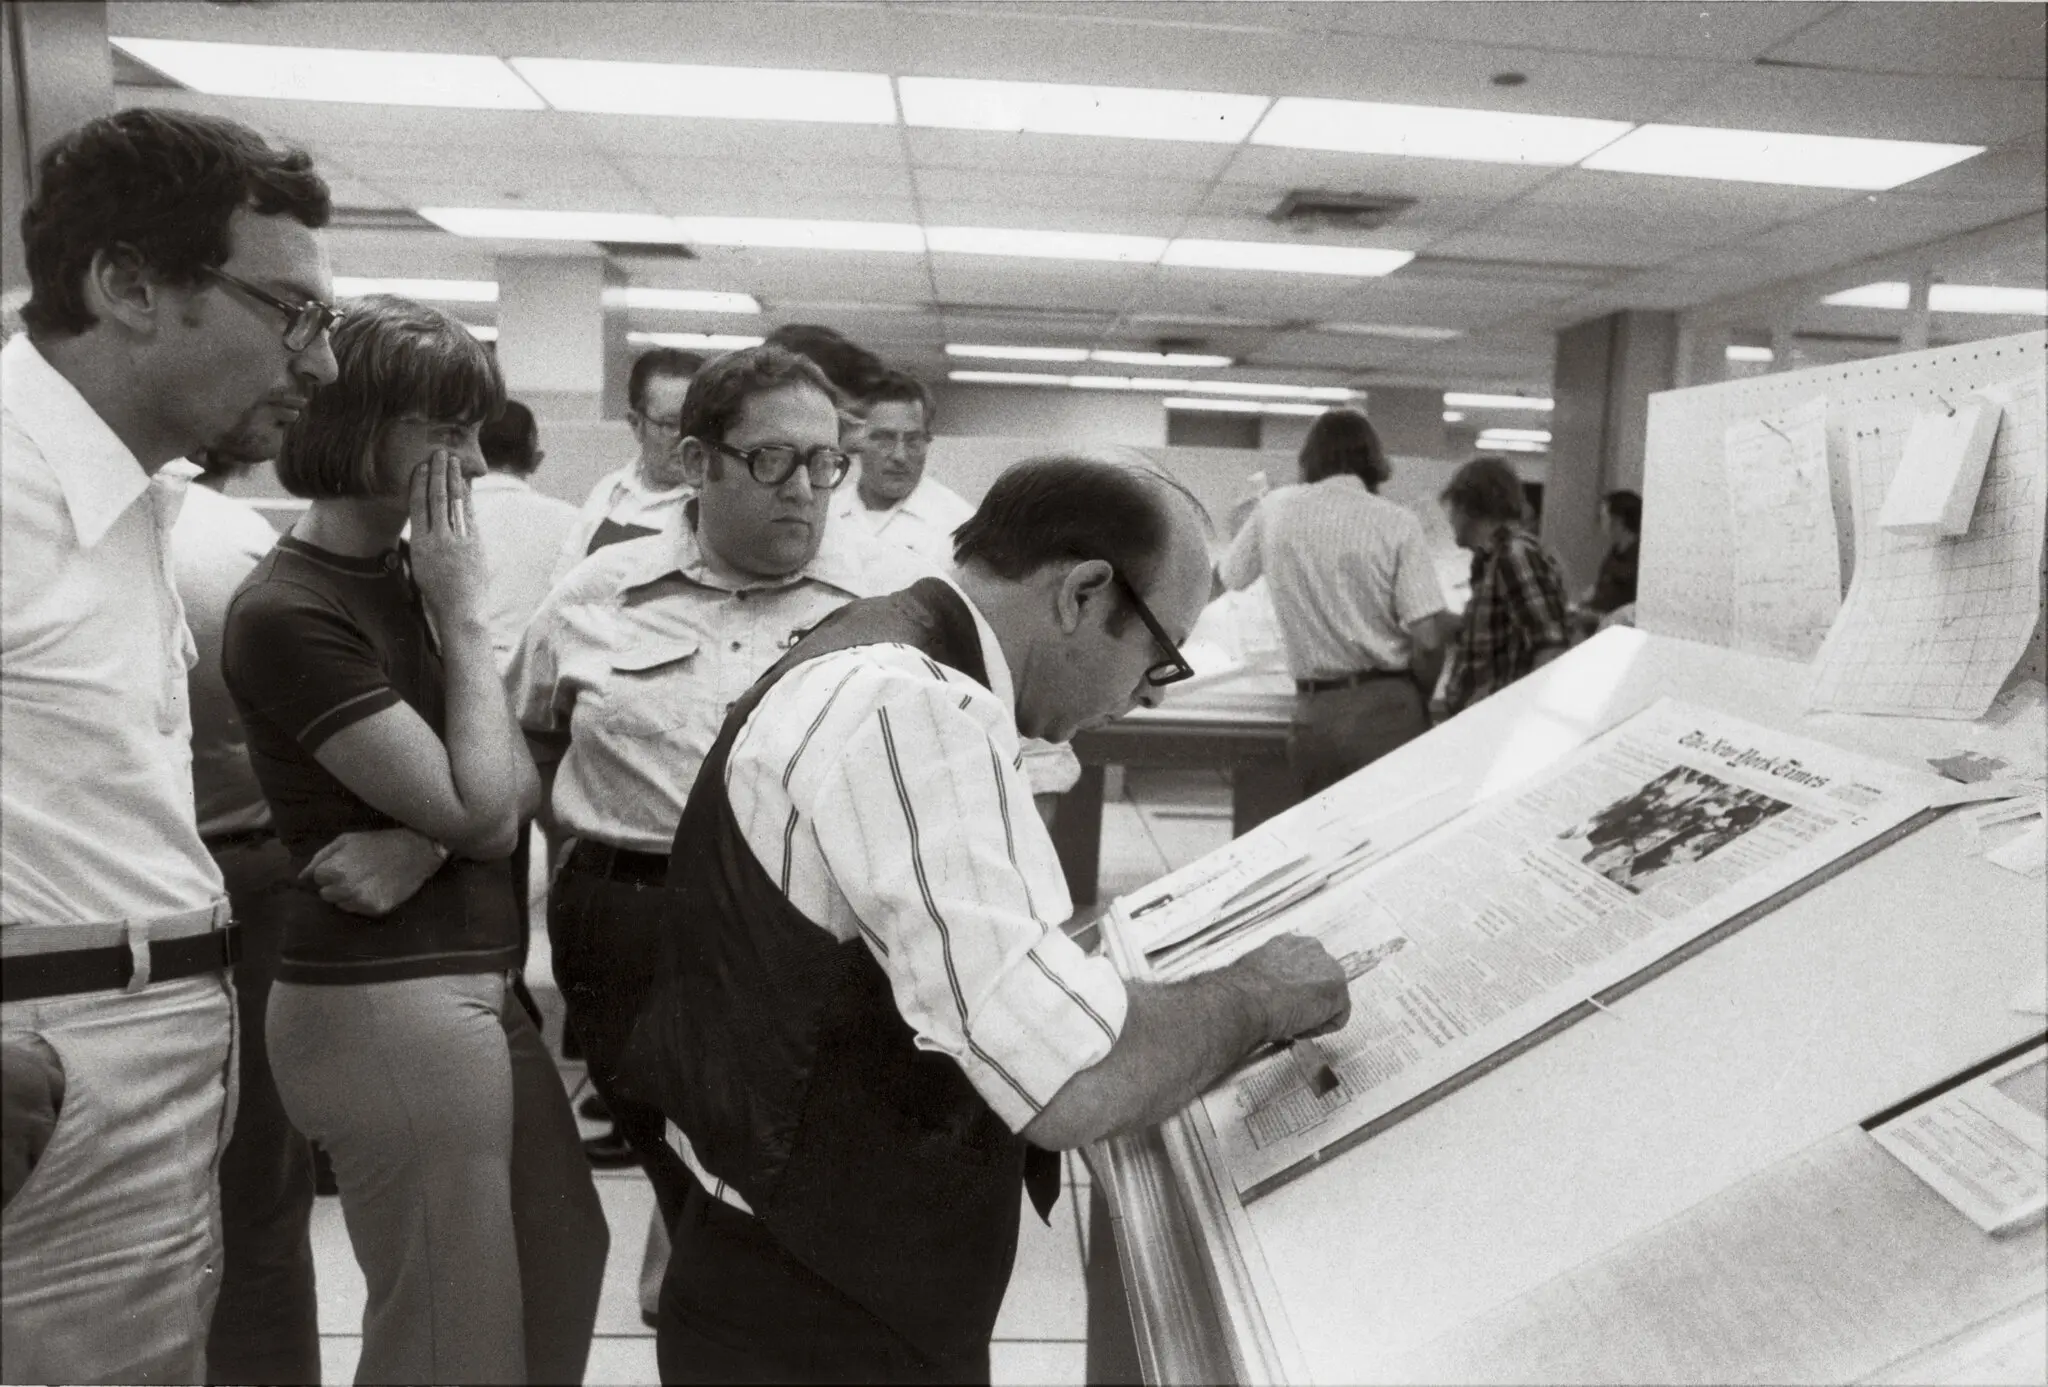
[552, 348, 701, 584]
[828, 370, 974, 567]
[0, 107, 338, 1386]
[627, 455, 1351, 1382]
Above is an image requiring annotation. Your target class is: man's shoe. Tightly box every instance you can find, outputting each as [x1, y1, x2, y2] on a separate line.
[577, 1091, 611, 1123]
[582, 1128, 638, 1169]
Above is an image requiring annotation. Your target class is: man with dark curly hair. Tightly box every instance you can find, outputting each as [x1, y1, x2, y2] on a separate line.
[1, 107, 337, 1384]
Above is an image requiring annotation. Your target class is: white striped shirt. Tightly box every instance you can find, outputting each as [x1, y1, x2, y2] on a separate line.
[1219, 474, 1446, 681]
[675, 578, 1127, 1210]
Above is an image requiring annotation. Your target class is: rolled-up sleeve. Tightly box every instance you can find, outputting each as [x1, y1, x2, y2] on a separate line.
[802, 680, 1128, 1131]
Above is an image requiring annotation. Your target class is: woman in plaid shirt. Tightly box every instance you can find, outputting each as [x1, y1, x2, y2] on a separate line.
[1440, 456, 1573, 714]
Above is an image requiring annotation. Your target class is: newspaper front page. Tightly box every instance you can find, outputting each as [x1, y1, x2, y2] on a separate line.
[1201, 698, 1945, 1197]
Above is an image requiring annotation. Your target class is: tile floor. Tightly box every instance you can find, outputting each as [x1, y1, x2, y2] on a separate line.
[311, 768, 1235, 1386]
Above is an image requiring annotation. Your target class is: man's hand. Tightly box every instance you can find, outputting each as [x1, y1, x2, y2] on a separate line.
[1227, 933, 1351, 1040]
[302, 828, 448, 917]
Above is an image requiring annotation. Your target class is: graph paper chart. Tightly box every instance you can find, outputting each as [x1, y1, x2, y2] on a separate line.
[1641, 331, 2046, 679]
[1807, 375, 2046, 719]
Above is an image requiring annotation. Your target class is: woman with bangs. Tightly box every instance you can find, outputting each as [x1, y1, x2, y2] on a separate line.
[223, 295, 606, 1385]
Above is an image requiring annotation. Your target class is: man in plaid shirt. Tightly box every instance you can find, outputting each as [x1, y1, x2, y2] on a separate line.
[1440, 456, 1573, 713]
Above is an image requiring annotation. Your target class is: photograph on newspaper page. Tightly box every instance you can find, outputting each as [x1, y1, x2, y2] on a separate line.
[1200, 698, 1946, 1198]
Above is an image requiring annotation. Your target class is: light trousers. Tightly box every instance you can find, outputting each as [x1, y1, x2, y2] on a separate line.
[268, 970, 608, 1386]
[1, 973, 236, 1385]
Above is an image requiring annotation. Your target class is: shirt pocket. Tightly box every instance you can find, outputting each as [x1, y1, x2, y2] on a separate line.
[598, 634, 703, 738]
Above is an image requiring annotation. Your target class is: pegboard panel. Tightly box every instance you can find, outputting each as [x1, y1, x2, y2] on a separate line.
[1638, 331, 2047, 677]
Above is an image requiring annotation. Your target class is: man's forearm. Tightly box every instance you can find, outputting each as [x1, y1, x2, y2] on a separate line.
[1022, 971, 1273, 1151]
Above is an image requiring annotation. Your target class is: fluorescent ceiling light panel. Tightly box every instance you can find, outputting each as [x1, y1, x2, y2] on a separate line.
[1584, 124, 1981, 190]
[420, 207, 681, 243]
[334, 277, 498, 302]
[948, 370, 1074, 386]
[1166, 397, 1326, 416]
[1254, 96, 1629, 166]
[604, 288, 762, 314]
[1167, 379, 1356, 400]
[1318, 322, 1464, 341]
[928, 226, 1167, 263]
[1725, 344, 1775, 362]
[898, 76, 1267, 143]
[511, 56, 894, 123]
[1484, 438, 1550, 453]
[671, 216, 926, 253]
[1444, 392, 1553, 411]
[463, 323, 497, 341]
[1824, 282, 2048, 314]
[627, 331, 765, 351]
[1091, 349, 1233, 368]
[946, 344, 1091, 362]
[1163, 240, 1412, 276]
[1442, 411, 1467, 423]
[1931, 285, 2048, 315]
[111, 37, 543, 108]
[1478, 428, 1553, 443]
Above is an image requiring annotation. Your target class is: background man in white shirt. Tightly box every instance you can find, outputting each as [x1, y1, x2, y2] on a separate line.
[473, 399, 580, 673]
[552, 347, 702, 584]
[626, 456, 1350, 1382]
[830, 369, 975, 567]
[1, 107, 339, 1385]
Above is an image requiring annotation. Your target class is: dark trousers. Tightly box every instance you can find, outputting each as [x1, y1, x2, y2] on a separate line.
[1289, 675, 1430, 799]
[657, 1177, 989, 1386]
[548, 852, 692, 1228]
[205, 835, 320, 1387]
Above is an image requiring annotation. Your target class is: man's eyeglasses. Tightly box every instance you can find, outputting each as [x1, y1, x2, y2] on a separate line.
[1111, 570, 1195, 688]
[200, 265, 341, 352]
[706, 438, 852, 490]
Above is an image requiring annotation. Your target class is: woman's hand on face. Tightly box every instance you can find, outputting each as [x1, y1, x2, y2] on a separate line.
[407, 449, 490, 619]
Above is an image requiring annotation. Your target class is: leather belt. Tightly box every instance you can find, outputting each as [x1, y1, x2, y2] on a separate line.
[565, 839, 670, 887]
[1295, 668, 1410, 695]
[2, 923, 242, 1002]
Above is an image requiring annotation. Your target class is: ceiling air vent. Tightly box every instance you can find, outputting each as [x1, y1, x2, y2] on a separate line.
[1270, 190, 1417, 233]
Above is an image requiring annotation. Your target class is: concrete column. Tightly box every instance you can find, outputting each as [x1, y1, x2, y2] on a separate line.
[493, 253, 632, 420]
[1546, 309, 1678, 591]
[1901, 268, 1934, 352]
[2, 1, 116, 308]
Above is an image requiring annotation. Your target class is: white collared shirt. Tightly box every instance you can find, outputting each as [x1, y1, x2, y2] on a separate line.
[1, 335, 224, 929]
[829, 471, 976, 566]
[1219, 474, 1448, 681]
[551, 463, 693, 587]
[470, 471, 581, 674]
[675, 574, 1129, 1212]
[510, 505, 931, 852]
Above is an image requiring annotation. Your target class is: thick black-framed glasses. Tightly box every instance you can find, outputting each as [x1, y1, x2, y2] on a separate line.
[706, 438, 852, 490]
[1111, 570, 1195, 688]
[200, 265, 342, 352]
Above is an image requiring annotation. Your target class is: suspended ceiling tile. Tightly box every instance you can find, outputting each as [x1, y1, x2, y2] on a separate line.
[198, 99, 589, 154]
[689, 247, 932, 302]
[109, 0, 495, 50]
[1213, 145, 1559, 203]
[1282, 33, 1729, 123]
[1766, 2, 2048, 80]
[904, 128, 1237, 180]
[629, 154, 916, 202]
[1421, 227, 1674, 270]
[890, 5, 1303, 93]
[927, 256, 1155, 309]
[458, 0, 907, 69]
[1118, 268, 1360, 320]
[1516, 168, 1865, 229]
[1297, 1, 1831, 62]
[323, 229, 500, 280]
[573, 113, 907, 164]
[913, 168, 1214, 218]
[1904, 128, 2048, 203]
[1190, 181, 1500, 242]
[917, 203, 1184, 241]
[651, 185, 920, 224]
[1663, 63, 2048, 145]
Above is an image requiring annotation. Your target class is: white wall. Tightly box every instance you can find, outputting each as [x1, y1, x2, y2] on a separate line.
[932, 384, 1167, 446]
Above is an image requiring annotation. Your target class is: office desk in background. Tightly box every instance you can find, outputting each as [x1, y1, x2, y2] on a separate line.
[1051, 667, 1297, 906]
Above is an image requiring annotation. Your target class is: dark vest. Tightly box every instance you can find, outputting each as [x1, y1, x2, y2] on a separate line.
[621, 578, 1062, 1363]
